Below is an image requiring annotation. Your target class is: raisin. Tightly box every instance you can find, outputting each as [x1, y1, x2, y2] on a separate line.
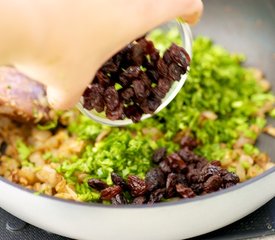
[157, 59, 168, 77]
[132, 80, 149, 99]
[176, 174, 188, 185]
[140, 72, 152, 88]
[101, 59, 118, 73]
[146, 69, 159, 83]
[199, 164, 221, 182]
[195, 160, 208, 171]
[166, 153, 187, 172]
[190, 183, 204, 195]
[82, 87, 92, 98]
[152, 148, 167, 163]
[168, 63, 183, 81]
[222, 172, 240, 188]
[111, 194, 127, 205]
[106, 103, 124, 120]
[203, 175, 222, 193]
[186, 169, 200, 183]
[123, 66, 141, 79]
[120, 88, 134, 101]
[132, 196, 147, 205]
[119, 73, 131, 87]
[145, 168, 166, 192]
[104, 86, 119, 111]
[138, 39, 155, 55]
[88, 179, 109, 191]
[148, 188, 166, 204]
[124, 105, 142, 123]
[147, 95, 161, 112]
[180, 136, 198, 150]
[111, 172, 128, 190]
[176, 184, 196, 198]
[83, 93, 105, 112]
[152, 78, 171, 100]
[150, 51, 160, 65]
[169, 43, 190, 69]
[96, 71, 111, 87]
[101, 186, 122, 200]
[139, 99, 152, 114]
[83, 99, 93, 110]
[113, 54, 123, 68]
[166, 173, 178, 198]
[127, 175, 147, 197]
[178, 148, 201, 163]
[131, 44, 144, 65]
[84, 90, 105, 112]
[159, 160, 172, 174]
[163, 50, 173, 65]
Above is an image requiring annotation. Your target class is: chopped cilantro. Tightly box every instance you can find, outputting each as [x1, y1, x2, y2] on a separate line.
[62, 34, 275, 201]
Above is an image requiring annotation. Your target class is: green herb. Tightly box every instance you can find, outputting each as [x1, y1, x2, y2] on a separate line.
[63, 33, 275, 202]
[37, 119, 58, 130]
[68, 114, 110, 141]
[16, 139, 31, 160]
[16, 139, 33, 167]
[270, 108, 275, 118]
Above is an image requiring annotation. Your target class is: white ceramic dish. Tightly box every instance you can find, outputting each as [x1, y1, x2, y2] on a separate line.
[0, 168, 275, 240]
[1, 1, 275, 239]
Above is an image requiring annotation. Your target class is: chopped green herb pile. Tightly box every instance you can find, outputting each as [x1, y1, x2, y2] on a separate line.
[60, 35, 274, 202]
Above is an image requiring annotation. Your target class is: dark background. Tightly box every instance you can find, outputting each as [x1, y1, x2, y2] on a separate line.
[1, 0, 275, 239]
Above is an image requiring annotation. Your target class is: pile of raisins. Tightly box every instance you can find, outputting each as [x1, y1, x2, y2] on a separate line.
[82, 37, 190, 122]
[88, 136, 239, 205]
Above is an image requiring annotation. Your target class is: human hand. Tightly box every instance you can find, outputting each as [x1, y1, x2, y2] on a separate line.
[0, 0, 203, 110]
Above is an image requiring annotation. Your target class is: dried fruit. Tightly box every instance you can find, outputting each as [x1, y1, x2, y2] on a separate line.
[86, 134, 240, 205]
[145, 168, 165, 192]
[166, 173, 178, 198]
[166, 153, 187, 172]
[176, 184, 196, 198]
[104, 86, 119, 111]
[133, 196, 147, 205]
[101, 186, 122, 200]
[88, 179, 108, 191]
[111, 194, 127, 205]
[152, 147, 167, 163]
[111, 172, 128, 190]
[127, 175, 147, 197]
[82, 37, 190, 122]
[203, 175, 222, 193]
[148, 188, 166, 204]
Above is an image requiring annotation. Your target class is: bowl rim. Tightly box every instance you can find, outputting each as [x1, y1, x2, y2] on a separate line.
[1, 166, 274, 209]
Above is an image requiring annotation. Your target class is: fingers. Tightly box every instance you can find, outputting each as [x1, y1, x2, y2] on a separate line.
[123, 0, 203, 34]
[100, 0, 203, 61]
[179, 0, 203, 24]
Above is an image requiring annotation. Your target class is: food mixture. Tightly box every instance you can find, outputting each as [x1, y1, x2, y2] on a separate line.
[0, 32, 274, 204]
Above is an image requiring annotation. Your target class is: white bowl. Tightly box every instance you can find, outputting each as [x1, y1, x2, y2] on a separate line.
[0, 168, 275, 240]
